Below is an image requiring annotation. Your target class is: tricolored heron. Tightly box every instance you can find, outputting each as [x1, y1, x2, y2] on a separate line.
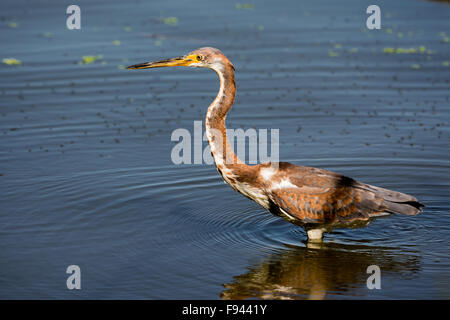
[127, 47, 423, 242]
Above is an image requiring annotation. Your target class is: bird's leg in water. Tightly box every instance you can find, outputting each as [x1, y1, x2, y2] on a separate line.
[307, 228, 326, 242]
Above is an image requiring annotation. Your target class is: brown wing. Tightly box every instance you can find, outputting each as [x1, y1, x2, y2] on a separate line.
[265, 162, 421, 225]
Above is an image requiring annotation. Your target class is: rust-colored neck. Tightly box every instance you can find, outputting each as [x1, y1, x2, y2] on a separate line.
[205, 63, 244, 168]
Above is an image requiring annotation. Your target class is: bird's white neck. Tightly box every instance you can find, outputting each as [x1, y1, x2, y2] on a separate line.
[205, 63, 244, 169]
[204, 62, 268, 210]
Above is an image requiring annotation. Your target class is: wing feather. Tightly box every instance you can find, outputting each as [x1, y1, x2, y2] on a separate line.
[265, 163, 388, 225]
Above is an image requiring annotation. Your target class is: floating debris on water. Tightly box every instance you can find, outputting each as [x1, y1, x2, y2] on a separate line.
[383, 46, 432, 54]
[328, 50, 339, 57]
[162, 17, 178, 26]
[79, 55, 103, 65]
[236, 3, 254, 10]
[8, 22, 18, 28]
[112, 40, 121, 46]
[2, 58, 21, 65]
[124, 26, 132, 32]
[439, 32, 449, 42]
[411, 64, 421, 69]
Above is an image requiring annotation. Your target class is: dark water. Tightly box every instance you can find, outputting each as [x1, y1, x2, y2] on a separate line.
[1, 0, 449, 299]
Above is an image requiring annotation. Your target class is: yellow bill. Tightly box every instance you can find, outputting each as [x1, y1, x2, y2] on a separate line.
[127, 54, 200, 69]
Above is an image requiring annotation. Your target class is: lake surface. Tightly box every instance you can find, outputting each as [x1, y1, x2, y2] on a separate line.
[0, 0, 449, 299]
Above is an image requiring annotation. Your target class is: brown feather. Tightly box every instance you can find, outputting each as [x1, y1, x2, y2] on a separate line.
[257, 162, 423, 228]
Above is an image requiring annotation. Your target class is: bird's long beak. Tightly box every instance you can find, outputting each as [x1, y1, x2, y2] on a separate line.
[126, 56, 193, 70]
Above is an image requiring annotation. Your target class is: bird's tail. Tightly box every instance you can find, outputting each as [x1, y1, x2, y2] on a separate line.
[357, 183, 424, 216]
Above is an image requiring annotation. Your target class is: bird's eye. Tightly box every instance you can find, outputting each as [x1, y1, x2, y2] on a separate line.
[197, 55, 202, 61]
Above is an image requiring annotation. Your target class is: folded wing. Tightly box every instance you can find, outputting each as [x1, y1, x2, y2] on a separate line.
[265, 162, 423, 225]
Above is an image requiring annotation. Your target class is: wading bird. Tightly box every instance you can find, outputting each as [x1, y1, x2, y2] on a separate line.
[127, 47, 423, 242]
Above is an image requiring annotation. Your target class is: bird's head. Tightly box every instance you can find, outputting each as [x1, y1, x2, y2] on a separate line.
[127, 47, 233, 72]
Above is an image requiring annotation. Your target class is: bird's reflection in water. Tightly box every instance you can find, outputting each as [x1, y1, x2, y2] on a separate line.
[221, 242, 421, 300]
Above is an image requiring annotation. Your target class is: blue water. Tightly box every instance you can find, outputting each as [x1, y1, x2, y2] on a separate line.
[0, 0, 449, 299]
